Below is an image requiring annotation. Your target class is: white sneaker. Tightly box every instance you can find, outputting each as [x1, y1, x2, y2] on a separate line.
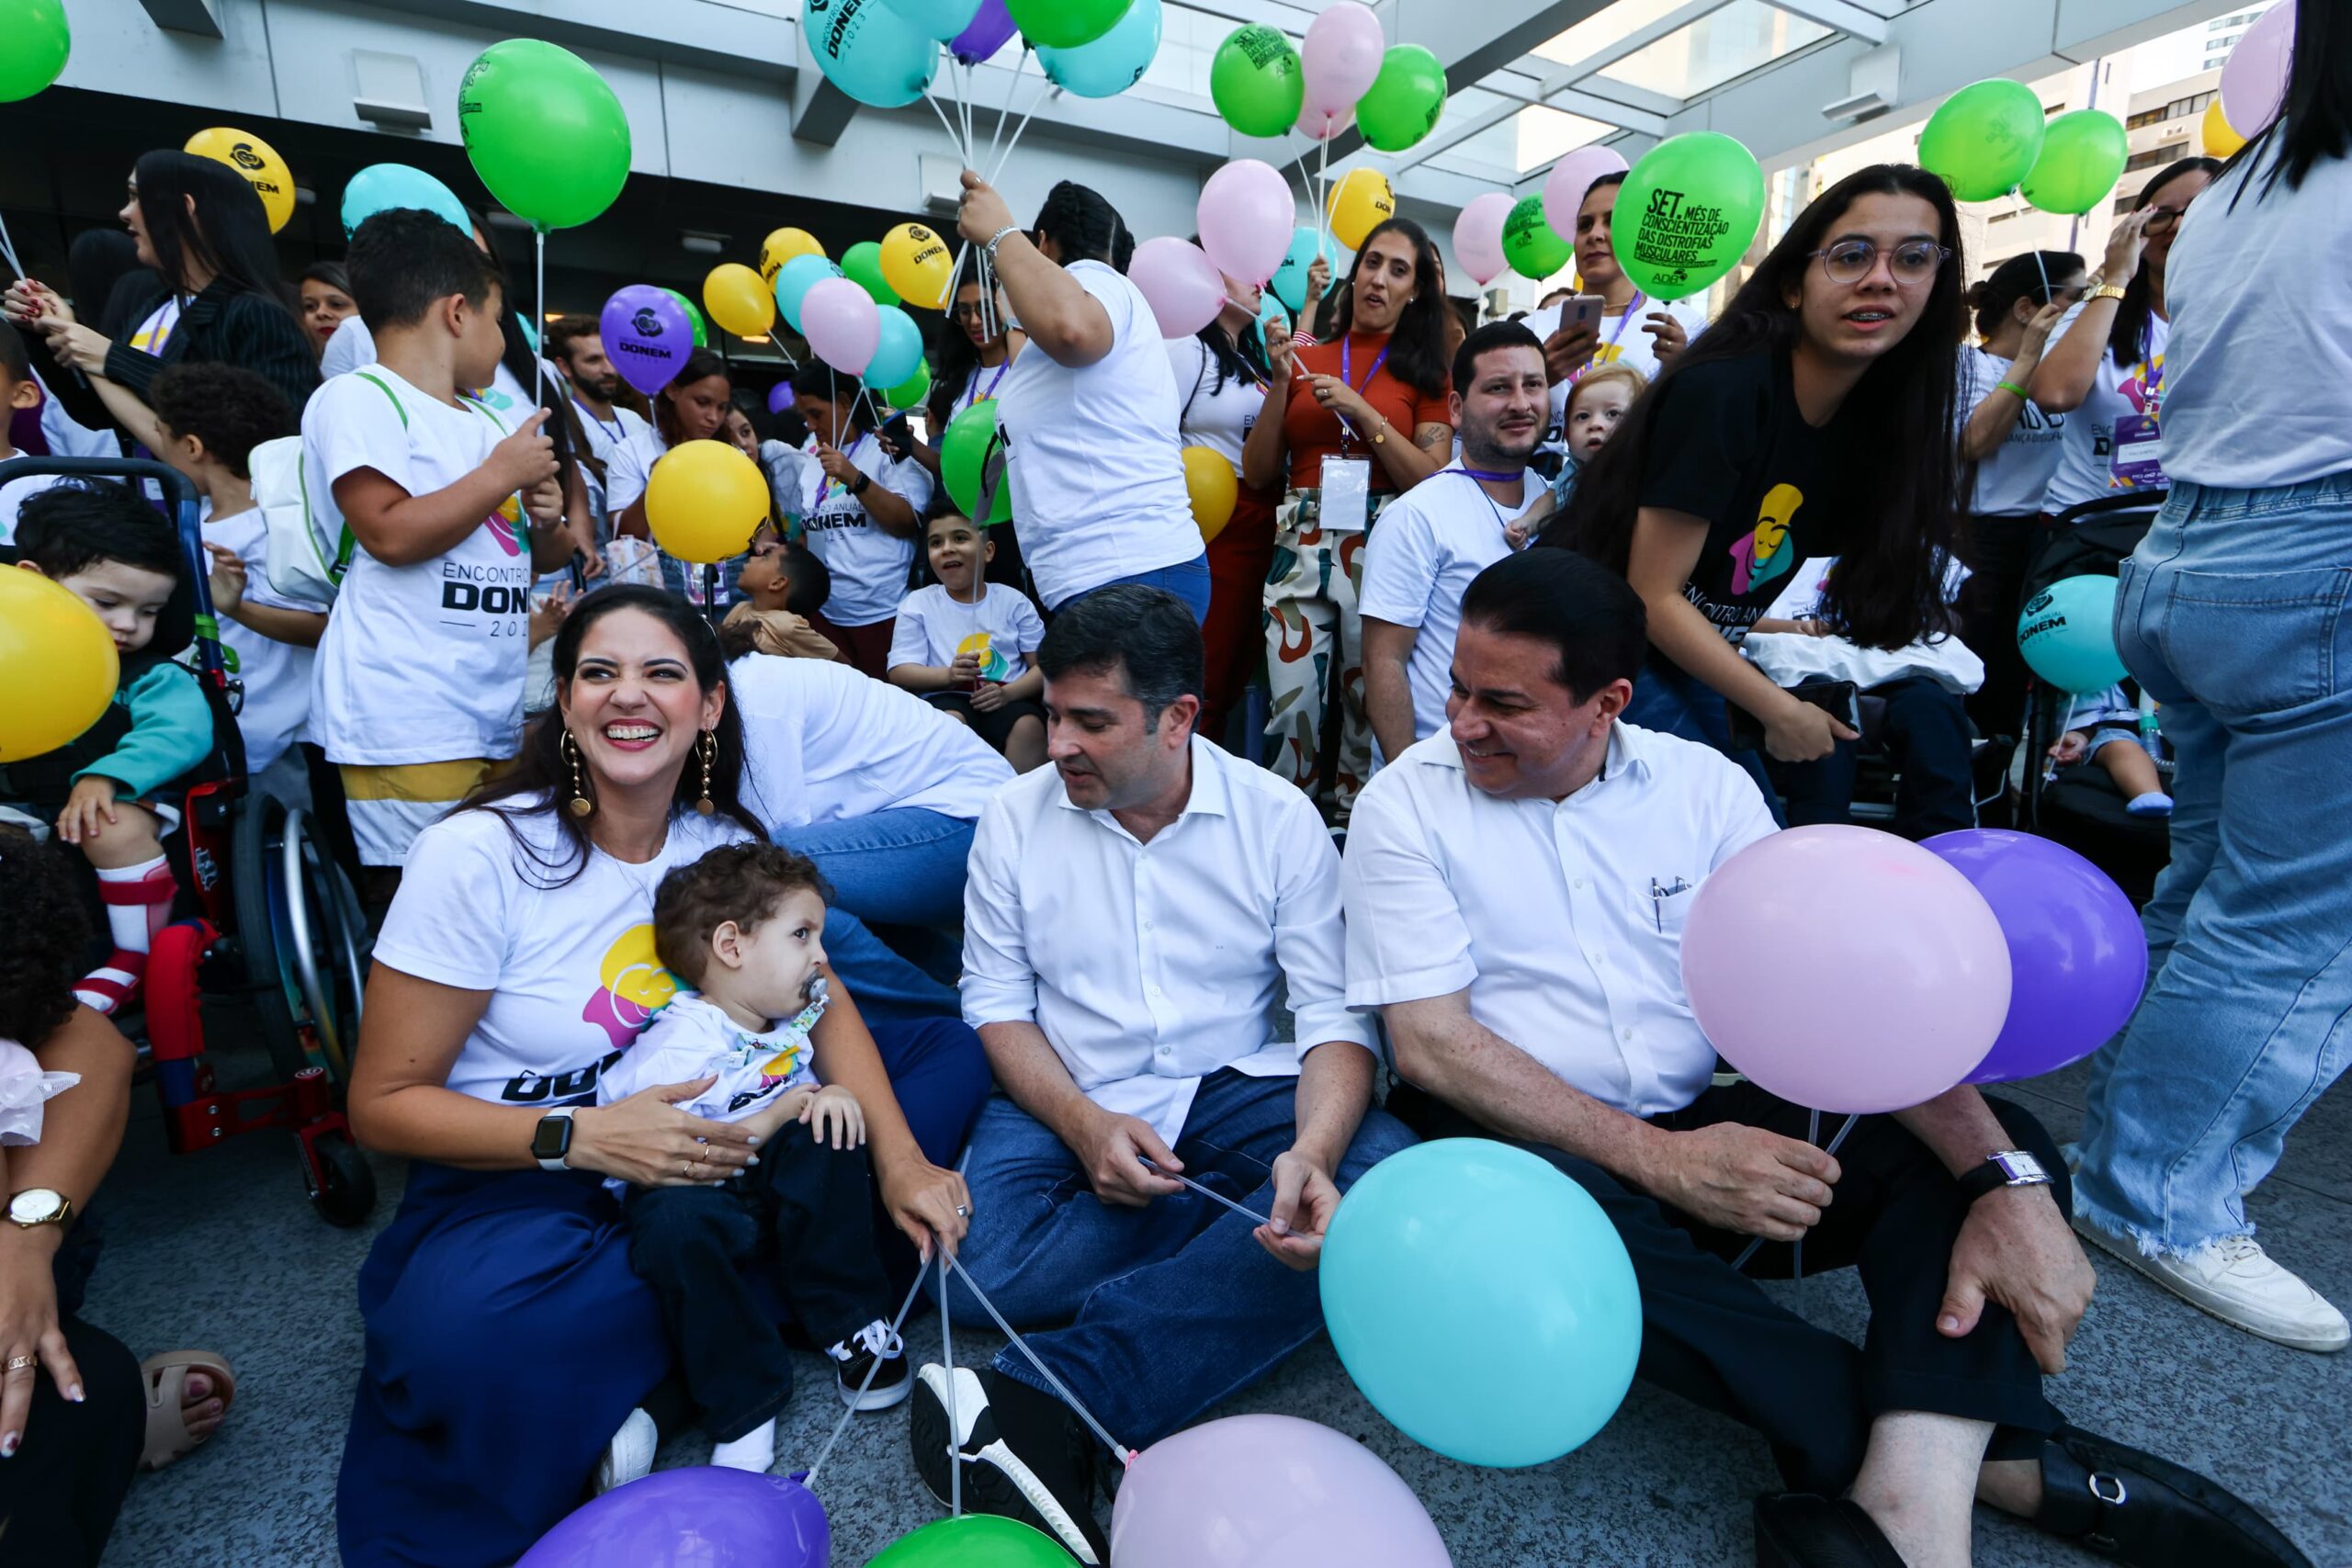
[2075, 1216, 2350, 1352]
[593, 1406, 658, 1495]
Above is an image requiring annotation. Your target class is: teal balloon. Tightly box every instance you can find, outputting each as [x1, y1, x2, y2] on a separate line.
[2018, 575, 2127, 694]
[2021, 109, 2130, 216]
[803, 0, 941, 109]
[775, 254, 846, 333]
[864, 306, 926, 389]
[1919, 78, 2047, 202]
[886, 0, 984, 40]
[1320, 1139, 1641, 1468]
[341, 164, 469, 237]
[1037, 0, 1161, 98]
[1267, 226, 1323, 315]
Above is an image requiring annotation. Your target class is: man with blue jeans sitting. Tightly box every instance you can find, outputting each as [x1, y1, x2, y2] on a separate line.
[911, 586, 1412, 1562]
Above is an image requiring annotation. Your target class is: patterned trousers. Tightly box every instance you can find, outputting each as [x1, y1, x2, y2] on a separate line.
[1262, 491, 1389, 817]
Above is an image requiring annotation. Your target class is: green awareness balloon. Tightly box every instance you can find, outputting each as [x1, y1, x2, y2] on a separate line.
[1356, 44, 1446, 153]
[458, 39, 632, 231]
[2021, 109, 2130, 216]
[1918, 78, 2047, 203]
[887, 362, 933, 412]
[659, 288, 709, 348]
[1501, 196, 1571, 280]
[1209, 23, 1304, 139]
[865, 1516, 1074, 1567]
[1611, 131, 1765, 303]
[842, 241, 901, 306]
[940, 400, 1013, 525]
[1006, 0, 1132, 51]
[0, 0, 70, 104]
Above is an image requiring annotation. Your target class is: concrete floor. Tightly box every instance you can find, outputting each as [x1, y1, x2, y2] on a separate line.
[86, 1051, 2349, 1567]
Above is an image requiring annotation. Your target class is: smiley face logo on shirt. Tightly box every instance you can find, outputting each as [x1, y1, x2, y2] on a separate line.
[1728, 482, 1803, 596]
[581, 923, 683, 1050]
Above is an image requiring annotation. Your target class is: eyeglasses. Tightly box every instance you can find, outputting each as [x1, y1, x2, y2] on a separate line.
[1808, 239, 1951, 287]
[950, 301, 984, 321]
[2143, 207, 2188, 234]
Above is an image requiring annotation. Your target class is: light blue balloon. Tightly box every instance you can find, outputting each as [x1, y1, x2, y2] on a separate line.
[864, 305, 926, 389]
[803, 0, 941, 109]
[1266, 225, 1324, 315]
[2018, 574, 2127, 694]
[1036, 0, 1162, 99]
[1320, 1139, 1642, 1469]
[341, 163, 469, 237]
[775, 254, 846, 333]
[885, 0, 984, 39]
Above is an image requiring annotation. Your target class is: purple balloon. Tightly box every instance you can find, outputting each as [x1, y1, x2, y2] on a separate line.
[517, 1468, 828, 1568]
[1923, 829, 2149, 1085]
[600, 284, 694, 400]
[767, 381, 797, 415]
[950, 0, 1018, 65]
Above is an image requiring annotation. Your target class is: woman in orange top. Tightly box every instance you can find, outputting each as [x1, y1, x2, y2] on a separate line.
[1241, 217, 1454, 816]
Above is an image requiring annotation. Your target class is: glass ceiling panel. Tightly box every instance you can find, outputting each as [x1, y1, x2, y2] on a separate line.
[1138, 4, 1230, 102]
[1447, 104, 1614, 174]
[1597, 1, 1832, 98]
[1531, 0, 1709, 71]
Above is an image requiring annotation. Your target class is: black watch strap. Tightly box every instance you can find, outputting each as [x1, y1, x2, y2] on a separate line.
[852, 470, 873, 495]
[1957, 1149, 2051, 1203]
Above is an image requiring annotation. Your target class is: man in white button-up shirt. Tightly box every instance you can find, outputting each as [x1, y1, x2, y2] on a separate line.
[910, 587, 1412, 1563]
[1342, 551, 2173, 1568]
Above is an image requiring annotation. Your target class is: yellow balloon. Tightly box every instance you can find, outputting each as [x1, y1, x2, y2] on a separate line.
[1329, 167, 1395, 254]
[759, 226, 825, 284]
[880, 221, 956, 310]
[1181, 446, 1238, 545]
[702, 263, 775, 339]
[183, 126, 295, 234]
[645, 440, 771, 564]
[2200, 99, 2247, 160]
[0, 568, 121, 762]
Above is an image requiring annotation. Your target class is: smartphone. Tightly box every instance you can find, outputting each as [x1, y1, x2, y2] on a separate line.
[1563, 293, 1607, 333]
[1728, 680, 1861, 753]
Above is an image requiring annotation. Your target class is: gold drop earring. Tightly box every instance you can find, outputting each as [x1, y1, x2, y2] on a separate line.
[695, 731, 717, 816]
[562, 729, 594, 818]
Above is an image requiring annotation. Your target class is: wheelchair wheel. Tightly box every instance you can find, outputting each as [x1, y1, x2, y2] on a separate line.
[232, 789, 368, 1089]
[306, 1130, 378, 1228]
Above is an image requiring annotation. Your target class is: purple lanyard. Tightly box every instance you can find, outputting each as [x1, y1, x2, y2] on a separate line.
[820, 431, 873, 502]
[2137, 324, 2165, 413]
[1568, 292, 1645, 385]
[963, 361, 1010, 413]
[1337, 335, 1391, 450]
[1455, 466, 1521, 483]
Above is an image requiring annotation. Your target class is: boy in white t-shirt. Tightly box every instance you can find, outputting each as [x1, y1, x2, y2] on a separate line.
[887, 513, 1046, 772]
[305, 209, 571, 893]
[599, 842, 906, 1474]
[146, 363, 325, 788]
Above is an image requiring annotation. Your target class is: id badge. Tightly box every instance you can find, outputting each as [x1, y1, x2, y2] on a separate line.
[2110, 412, 2165, 488]
[1319, 457, 1372, 534]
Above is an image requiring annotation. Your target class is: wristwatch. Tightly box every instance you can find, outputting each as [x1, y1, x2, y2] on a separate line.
[531, 1107, 578, 1172]
[6, 1188, 73, 1230]
[851, 471, 873, 496]
[2087, 283, 2128, 303]
[1957, 1150, 2052, 1204]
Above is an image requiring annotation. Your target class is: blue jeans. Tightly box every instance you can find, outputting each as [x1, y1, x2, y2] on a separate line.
[1058, 555, 1212, 625]
[777, 808, 973, 1015]
[1623, 651, 1783, 820]
[2074, 473, 2352, 1257]
[946, 1068, 1416, 1449]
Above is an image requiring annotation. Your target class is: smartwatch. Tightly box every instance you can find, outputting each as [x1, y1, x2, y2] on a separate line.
[531, 1107, 578, 1172]
[851, 471, 873, 497]
[1957, 1150, 2052, 1204]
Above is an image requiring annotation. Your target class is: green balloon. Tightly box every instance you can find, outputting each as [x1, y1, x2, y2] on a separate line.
[659, 288, 709, 348]
[1611, 131, 1765, 303]
[887, 362, 933, 412]
[1356, 45, 1446, 153]
[842, 241, 901, 307]
[1209, 24, 1304, 139]
[1007, 0, 1132, 51]
[458, 39, 631, 231]
[1501, 196, 1571, 280]
[865, 1516, 1072, 1567]
[0, 0, 70, 104]
[940, 399, 1013, 525]
[2021, 109, 2130, 216]
[1918, 78, 2047, 203]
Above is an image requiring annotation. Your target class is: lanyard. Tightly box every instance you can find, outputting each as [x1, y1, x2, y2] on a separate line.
[820, 431, 873, 504]
[963, 360, 1010, 413]
[572, 394, 624, 446]
[1337, 334, 1391, 453]
[1449, 465, 1523, 533]
[1567, 292, 1646, 386]
[2136, 323, 2165, 414]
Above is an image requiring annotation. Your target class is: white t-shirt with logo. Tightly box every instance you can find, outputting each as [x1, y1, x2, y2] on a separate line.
[1958, 345, 2069, 517]
[605, 423, 666, 518]
[1523, 296, 1708, 457]
[997, 259, 1202, 609]
[1358, 462, 1538, 759]
[305, 364, 532, 765]
[887, 581, 1046, 682]
[201, 499, 327, 775]
[372, 798, 752, 1106]
[1164, 333, 1265, 476]
[597, 989, 825, 1124]
[798, 432, 934, 627]
[2041, 302, 2170, 514]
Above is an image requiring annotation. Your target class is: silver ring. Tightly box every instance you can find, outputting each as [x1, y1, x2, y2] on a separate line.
[955, 1204, 970, 1218]
[4, 1355, 35, 1373]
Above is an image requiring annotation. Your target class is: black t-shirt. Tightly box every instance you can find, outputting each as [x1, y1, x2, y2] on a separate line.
[1638, 347, 1854, 644]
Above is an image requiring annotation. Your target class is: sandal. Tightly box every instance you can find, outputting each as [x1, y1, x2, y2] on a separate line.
[139, 1349, 236, 1471]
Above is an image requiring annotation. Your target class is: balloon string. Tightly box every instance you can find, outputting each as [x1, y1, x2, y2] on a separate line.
[989, 75, 1054, 186]
[1138, 1156, 1275, 1228]
[946, 1253, 1136, 1466]
[923, 86, 967, 162]
[989, 46, 1029, 170]
[0, 210, 26, 278]
[940, 1248, 962, 1517]
[802, 1258, 935, 1493]
[1727, 1111, 1859, 1275]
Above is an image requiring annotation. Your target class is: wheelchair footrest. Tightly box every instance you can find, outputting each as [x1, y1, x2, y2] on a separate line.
[163, 1066, 335, 1154]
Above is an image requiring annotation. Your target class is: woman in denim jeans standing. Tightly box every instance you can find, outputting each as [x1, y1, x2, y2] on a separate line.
[2073, 0, 2352, 1354]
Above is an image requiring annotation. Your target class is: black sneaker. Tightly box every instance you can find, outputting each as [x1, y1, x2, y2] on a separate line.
[909, 1363, 1108, 1565]
[828, 1320, 911, 1412]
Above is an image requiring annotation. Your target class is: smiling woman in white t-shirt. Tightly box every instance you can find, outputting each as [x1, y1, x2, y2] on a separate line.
[335, 586, 988, 1568]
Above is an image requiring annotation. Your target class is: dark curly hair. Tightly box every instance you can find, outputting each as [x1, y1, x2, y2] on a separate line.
[652, 841, 832, 989]
[0, 825, 96, 1046]
[148, 362, 299, 479]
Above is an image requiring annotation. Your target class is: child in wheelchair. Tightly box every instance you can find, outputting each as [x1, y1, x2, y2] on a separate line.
[1, 483, 211, 1016]
[2048, 682, 2172, 818]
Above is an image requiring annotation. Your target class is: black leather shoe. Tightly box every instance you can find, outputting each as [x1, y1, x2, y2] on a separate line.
[1754, 1494, 1907, 1568]
[2034, 1425, 2314, 1567]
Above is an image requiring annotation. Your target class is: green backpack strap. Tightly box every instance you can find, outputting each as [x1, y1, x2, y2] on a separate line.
[313, 371, 412, 580]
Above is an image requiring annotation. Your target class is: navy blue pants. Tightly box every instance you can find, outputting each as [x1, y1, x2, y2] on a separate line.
[1769, 676, 1976, 840]
[335, 1016, 991, 1568]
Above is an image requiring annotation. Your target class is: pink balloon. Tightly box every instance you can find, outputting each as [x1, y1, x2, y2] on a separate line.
[1301, 1, 1385, 122]
[1541, 145, 1630, 252]
[2219, 1, 2292, 139]
[1110, 1415, 1452, 1568]
[1128, 236, 1227, 338]
[1296, 97, 1352, 141]
[1452, 191, 1514, 287]
[1198, 159, 1298, 287]
[799, 276, 880, 377]
[1679, 825, 2010, 1114]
